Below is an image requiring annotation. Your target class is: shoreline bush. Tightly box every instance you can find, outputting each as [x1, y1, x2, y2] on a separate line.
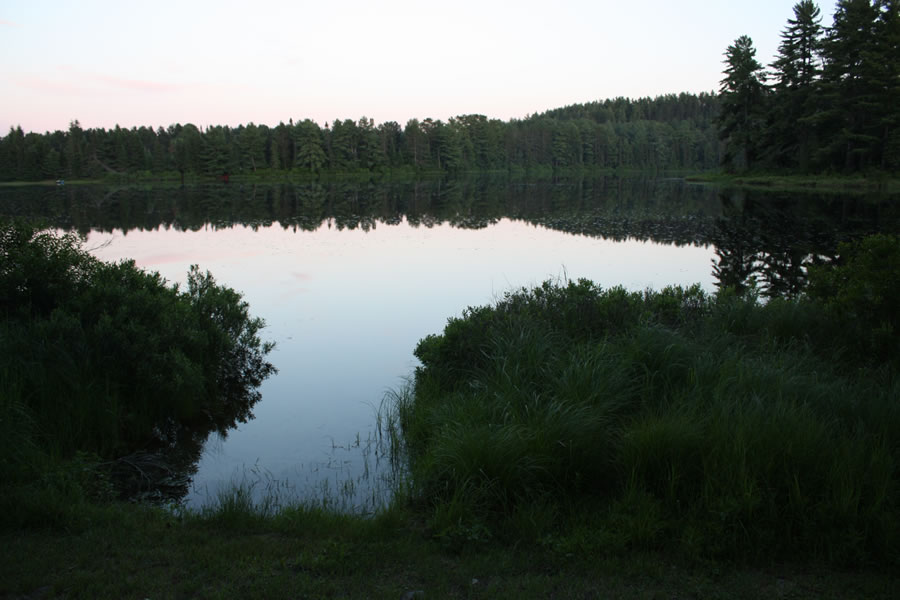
[0, 221, 276, 509]
[399, 238, 899, 563]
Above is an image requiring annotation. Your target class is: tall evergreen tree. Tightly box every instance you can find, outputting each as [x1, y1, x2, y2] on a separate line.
[377, 121, 403, 166]
[874, 0, 900, 169]
[238, 123, 266, 172]
[329, 119, 358, 169]
[65, 120, 87, 178]
[818, 0, 883, 170]
[717, 36, 768, 171]
[0, 126, 26, 180]
[769, 1, 824, 170]
[403, 119, 427, 167]
[293, 119, 326, 172]
[356, 116, 384, 170]
[200, 126, 231, 176]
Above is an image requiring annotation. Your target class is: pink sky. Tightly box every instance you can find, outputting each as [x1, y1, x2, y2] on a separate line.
[1, 0, 835, 134]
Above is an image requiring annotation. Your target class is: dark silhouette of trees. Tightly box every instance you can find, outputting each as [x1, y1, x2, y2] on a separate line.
[719, 0, 900, 174]
[0, 94, 722, 181]
[768, 0, 824, 170]
[718, 36, 768, 171]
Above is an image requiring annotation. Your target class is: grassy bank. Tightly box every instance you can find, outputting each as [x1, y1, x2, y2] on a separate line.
[0, 166, 693, 189]
[398, 235, 900, 565]
[3, 225, 899, 596]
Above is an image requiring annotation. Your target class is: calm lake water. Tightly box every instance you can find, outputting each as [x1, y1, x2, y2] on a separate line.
[3, 176, 896, 510]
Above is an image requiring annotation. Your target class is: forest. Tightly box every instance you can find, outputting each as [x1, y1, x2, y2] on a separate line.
[720, 0, 899, 172]
[0, 94, 720, 181]
[0, 0, 896, 181]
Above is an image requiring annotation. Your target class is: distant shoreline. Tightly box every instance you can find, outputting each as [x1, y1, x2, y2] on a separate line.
[685, 172, 900, 194]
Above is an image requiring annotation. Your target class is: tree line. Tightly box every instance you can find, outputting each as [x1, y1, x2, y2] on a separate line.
[2, 1, 895, 182]
[0, 93, 720, 182]
[719, 0, 899, 172]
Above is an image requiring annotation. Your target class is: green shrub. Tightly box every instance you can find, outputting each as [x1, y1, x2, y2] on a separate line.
[397, 273, 900, 564]
[0, 221, 275, 480]
[807, 234, 900, 363]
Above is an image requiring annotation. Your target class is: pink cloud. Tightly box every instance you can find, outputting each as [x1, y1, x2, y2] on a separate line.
[93, 74, 185, 93]
[0, 19, 20, 27]
[16, 76, 87, 95]
[16, 70, 187, 96]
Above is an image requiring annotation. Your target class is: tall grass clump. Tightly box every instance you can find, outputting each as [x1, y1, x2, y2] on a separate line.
[394, 239, 900, 564]
[0, 220, 275, 524]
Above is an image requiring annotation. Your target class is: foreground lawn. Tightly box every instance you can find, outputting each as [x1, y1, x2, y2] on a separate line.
[3, 504, 897, 599]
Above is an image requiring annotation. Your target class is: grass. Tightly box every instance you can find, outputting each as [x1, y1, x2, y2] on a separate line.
[3, 228, 899, 596]
[3, 496, 898, 599]
[1, 166, 706, 190]
[398, 270, 900, 565]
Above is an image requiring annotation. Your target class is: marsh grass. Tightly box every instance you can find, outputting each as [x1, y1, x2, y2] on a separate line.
[396, 264, 900, 564]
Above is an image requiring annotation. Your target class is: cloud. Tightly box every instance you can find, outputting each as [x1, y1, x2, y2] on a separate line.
[93, 74, 185, 93]
[0, 18, 20, 27]
[15, 70, 187, 95]
[15, 76, 87, 95]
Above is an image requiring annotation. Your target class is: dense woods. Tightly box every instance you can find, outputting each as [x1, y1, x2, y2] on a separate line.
[0, 0, 896, 182]
[0, 94, 720, 181]
[719, 0, 900, 172]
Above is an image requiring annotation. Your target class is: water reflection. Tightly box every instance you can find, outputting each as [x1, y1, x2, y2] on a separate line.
[2, 179, 894, 291]
[708, 190, 895, 297]
[2, 177, 896, 506]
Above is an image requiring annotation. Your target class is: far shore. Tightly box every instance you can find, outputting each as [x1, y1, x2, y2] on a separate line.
[685, 172, 900, 194]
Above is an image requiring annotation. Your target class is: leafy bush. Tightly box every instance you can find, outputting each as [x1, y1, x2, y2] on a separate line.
[0, 221, 275, 473]
[807, 234, 899, 363]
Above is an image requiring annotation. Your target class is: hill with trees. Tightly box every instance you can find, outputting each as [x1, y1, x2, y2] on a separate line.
[1, 0, 896, 182]
[0, 93, 721, 182]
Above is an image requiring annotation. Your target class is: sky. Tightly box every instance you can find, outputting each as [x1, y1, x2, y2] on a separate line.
[0, 0, 837, 134]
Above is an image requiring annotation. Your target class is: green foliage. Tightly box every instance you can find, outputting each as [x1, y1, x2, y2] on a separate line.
[0, 221, 275, 487]
[807, 233, 900, 362]
[716, 0, 900, 174]
[768, 1, 823, 170]
[717, 35, 768, 171]
[398, 261, 900, 564]
[293, 119, 326, 172]
[0, 93, 724, 182]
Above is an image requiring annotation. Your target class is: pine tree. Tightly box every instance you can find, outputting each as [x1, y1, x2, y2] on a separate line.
[818, 0, 882, 171]
[769, 1, 824, 170]
[200, 126, 231, 176]
[717, 36, 768, 171]
[377, 121, 403, 166]
[293, 120, 326, 173]
[403, 119, 428, 167]
[874, 0, 900, 169]
[356, 116, 384, 170]
[329, 119, 358, 169]
[238, 123, 266, 172]
[65, 120, 87, 178]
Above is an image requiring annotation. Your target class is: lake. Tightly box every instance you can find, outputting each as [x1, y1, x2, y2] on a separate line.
[2, 176, 895, 510]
